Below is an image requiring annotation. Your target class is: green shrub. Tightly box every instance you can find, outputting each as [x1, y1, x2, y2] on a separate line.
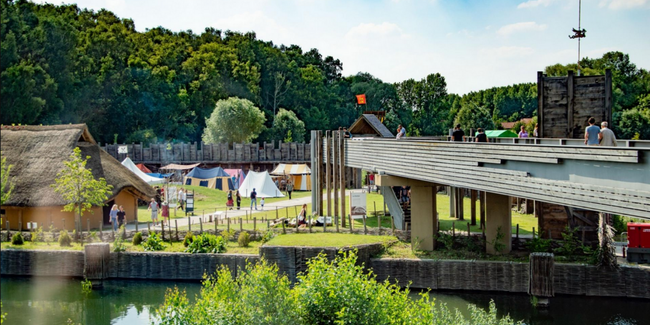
[221, 228, 236, 241]
[435, 232, 454, 250]
[261, 230, 275, 243]
[11, 233, 24, 245]
[182, 231, 194, 247]
[33, 226, 45, 242]
[112, 226, 126, 252]
[132, 232, 143, 245]
[58, 230, 72, 247]
[238, 231, 251, 247]
[81, 279, 92, 294]
[525, 237, 551, 253]
[143, 232, 165, 251]
[554, 226, 581, 256]
[154, 251, 523, 325]
[185, 233, 226, 254]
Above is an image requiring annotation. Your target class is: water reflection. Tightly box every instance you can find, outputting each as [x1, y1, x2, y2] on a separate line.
[2, 276, 649, 325]
[1, 276, 201, 325]
[414, 290, 649, 325]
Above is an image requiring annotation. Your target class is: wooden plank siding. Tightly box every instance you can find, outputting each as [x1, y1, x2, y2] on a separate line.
[341, 139, 650, 219]
[100, 141, 311, 165]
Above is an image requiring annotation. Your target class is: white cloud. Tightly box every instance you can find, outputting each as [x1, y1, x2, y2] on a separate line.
[599, 0, 648, 9]
[517, 0, 555, 9]
[497, 22, 547, 36]
[479, 46, 535, 58]
[345, 22, 406, 39]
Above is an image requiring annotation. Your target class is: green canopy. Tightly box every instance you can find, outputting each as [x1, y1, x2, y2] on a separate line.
[477, 130, 518, 138]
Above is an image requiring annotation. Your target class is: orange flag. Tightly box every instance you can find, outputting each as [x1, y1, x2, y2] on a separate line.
[356, 94, 367, 105]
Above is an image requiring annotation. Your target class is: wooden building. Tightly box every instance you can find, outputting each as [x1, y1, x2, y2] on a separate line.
[1, 124, 156, 231]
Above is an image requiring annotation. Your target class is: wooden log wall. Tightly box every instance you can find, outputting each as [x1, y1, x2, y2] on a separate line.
[537, 70, 612, 240]
[100, 141, 311, 165]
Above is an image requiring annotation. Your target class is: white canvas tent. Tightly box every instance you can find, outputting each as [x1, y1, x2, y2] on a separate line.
[237, 171, 285, 198]
[121, 157, 166, 185]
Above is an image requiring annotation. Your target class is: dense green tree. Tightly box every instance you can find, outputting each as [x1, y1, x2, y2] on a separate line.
[454, 105, 494, 132]
[270, 108, 306, 143]
[202, 97, 266, 144]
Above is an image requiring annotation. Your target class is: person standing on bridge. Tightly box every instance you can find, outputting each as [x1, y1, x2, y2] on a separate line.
[599, 121, 618, 147]
[452, 124, 465, 142]
[518, 125, 529, 138]
[396, 125, 406, 139]
[584, 117, 600, 146]
[475, 128, 487, 143]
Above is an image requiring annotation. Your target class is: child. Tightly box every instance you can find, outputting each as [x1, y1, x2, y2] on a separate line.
[260, 197, 265, 210]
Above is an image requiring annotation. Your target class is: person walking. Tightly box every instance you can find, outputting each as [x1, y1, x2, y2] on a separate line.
[161, 200, 169, 227]
[599, 121, 618, 147]
[177, 188, 185, 211]
[584, 117, 600, 146]
[117, 205, 126, 228]
[475, 128, 487, 143]
[286, 181, 294, 200]
[148, 198, 159, 226]
[236, 191, 241, 210]
[250, 188, 258, 210]
[109, 204, 119, 231]
[518, 125, 529, 138]
[452, 124, 465, 142]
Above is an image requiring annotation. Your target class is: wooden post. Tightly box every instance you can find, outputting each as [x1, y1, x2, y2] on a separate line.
[340, 130, 346, 228]
[188, 217, 191, 232]
[294, 206, 298, 219]
[254, 217, 256, 232]
[308, 216, 312, 233]
[147, 222, 150, 233]
[227, 218, 230, 232]
[267, 220, 270, 231]
[516, 224, 520, 239]
[363, 215, 367, 235]
[391, 216, 395, 235]
[240, 218, 243, 232]
[323, 215, 327, 233]
[276, 207, 279, 220]
[317, 130, 324, 217]
[335, 211, 339, 233]
[333, 131, 339, 224]
[470, 190, 477, 226]
[532, 227, 536, 238]
[175, 220, 179, 241]
[467, 222, 470, 237]
[199, 217, 203, 234]
[99, 220, 103, 239]
[161, 219, 165, 241]
[452, 222, 455, 239]
[326, 130, 332, 218]
[528, 252, 554, 308]
[348, 215, 352, 232]
[282, 221, 286, 234]
[480, 191, 486, 229]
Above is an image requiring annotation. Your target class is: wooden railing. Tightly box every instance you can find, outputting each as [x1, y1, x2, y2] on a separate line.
[100, 141, 311, 164]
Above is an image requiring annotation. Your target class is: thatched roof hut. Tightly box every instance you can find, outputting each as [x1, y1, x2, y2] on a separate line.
[1, 124, 156, 230]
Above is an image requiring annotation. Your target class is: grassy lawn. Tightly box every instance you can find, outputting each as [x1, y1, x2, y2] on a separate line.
[353, 193, 537, 235]
[137, 185, 311, 222]
[379, 241, 530, 262]
[1, 238, 261, 254]
[265, 233, 397, 248]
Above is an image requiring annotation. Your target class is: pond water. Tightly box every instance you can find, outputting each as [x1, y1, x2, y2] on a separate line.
[2, 276, 649, 325]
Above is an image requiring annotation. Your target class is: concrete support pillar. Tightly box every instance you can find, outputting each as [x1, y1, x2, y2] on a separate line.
[377, 175, 438, 251]
[449, 186, 456, 218]
[485, 192, 512, 255]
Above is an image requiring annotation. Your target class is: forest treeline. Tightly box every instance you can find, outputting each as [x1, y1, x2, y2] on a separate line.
[2, 0, 649, 142]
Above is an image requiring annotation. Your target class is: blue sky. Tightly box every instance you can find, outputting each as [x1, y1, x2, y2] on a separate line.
[37, 0, 650, 94]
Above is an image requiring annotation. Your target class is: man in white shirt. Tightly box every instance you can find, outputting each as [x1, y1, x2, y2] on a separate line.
[599, 121, 617, 147]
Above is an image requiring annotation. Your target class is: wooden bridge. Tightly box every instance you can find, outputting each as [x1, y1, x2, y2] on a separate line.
[310, 131, 650, 253]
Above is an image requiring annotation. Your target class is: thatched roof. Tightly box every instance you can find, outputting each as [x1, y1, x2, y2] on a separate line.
[1, 124, 156, 207]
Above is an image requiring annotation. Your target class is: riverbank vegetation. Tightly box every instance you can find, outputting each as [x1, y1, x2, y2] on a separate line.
[153, 251, 522, 325]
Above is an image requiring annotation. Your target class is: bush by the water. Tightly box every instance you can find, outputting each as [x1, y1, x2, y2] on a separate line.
[155, 251, 522, 325]
[185, 233, 227, 254]
[58, 230, 72, 247]
[11, 233, 24, 245]
[132, 232, 143, 245]
[143, 232, 165, 251]
[183, 231, 194, 247]
[238, 231, 251, 247]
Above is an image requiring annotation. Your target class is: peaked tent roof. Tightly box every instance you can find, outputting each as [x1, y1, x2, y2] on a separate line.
[0, 124, 156, 207]
[483, 130, 518, 138]
[237, 171, 284, 198]
[186, 166, 230, 179]
[136, 163, 152, 173]
[270, 164, 311, 175]
[160, 163, 200, 170]
[348, 114, 394, 138]
[121, 157, 166, 185]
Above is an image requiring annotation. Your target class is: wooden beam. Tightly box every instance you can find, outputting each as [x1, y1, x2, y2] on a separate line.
[471, 190, 477, 226]
[333, 131, 339, 220]
[326, 130, 332, 217]
[340, 131, 346, 228]
[538, 71, 545, 138]
[567, 70, 574, 138]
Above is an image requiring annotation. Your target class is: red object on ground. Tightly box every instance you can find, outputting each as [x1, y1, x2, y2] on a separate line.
[628, 223, 650, 248]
